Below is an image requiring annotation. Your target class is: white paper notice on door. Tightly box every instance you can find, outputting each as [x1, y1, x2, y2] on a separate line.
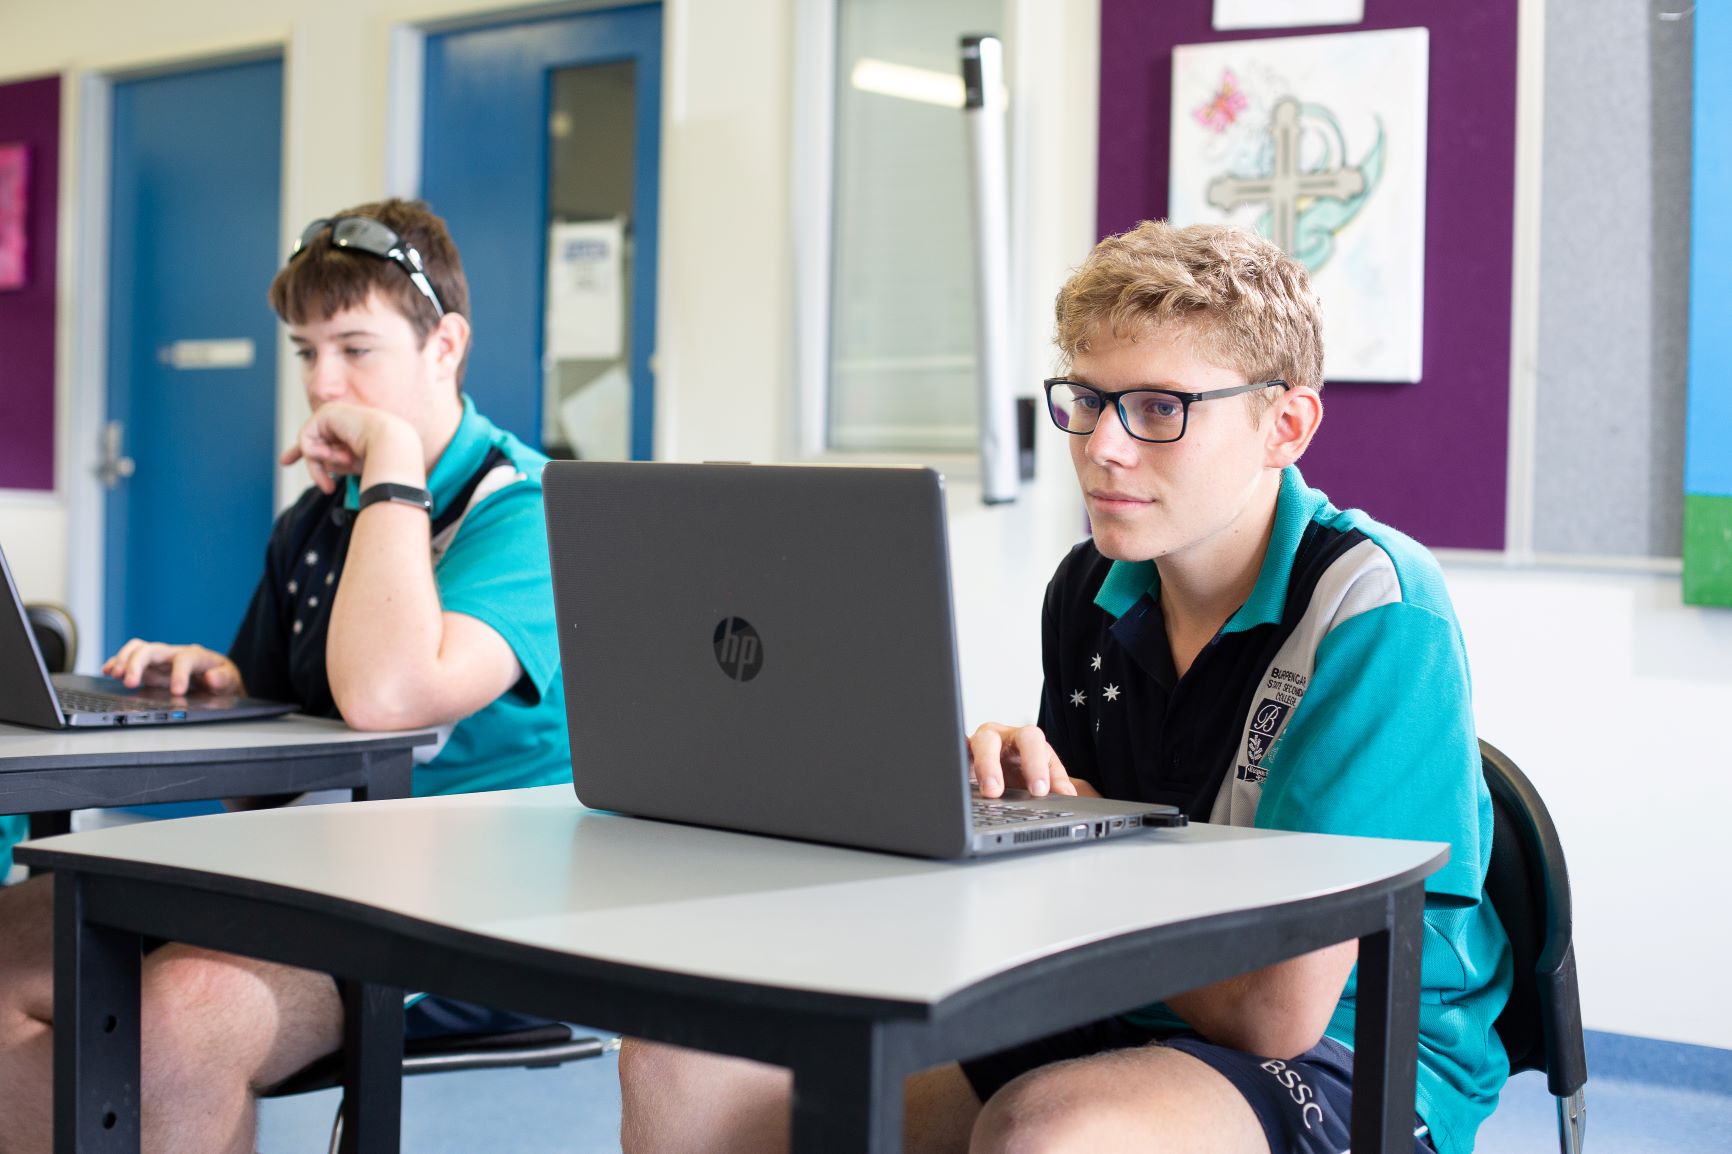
[546, 219, 624, 361]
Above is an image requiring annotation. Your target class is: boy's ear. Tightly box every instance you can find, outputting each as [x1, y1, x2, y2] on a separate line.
[427, 312, 470, 377]
[1264, 386, 1322, 468]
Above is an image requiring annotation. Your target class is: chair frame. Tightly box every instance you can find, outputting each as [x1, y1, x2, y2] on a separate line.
[1480, 738, 1588, 1154]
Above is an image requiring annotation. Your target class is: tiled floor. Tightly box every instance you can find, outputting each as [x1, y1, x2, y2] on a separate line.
[257, 1029, 1732, 1153]
[257, 1047, 623, 1153]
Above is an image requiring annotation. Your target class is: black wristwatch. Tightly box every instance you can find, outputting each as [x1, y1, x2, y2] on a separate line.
[356, 482, 433, 514]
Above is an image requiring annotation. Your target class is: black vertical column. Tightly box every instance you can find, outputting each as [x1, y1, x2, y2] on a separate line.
[339, 979, 404, 1153]
[789, 1019, 904, 1154]
[353, 747, 415, 803]
[54, 873, 142, 1154]
[1351, 882, 1425, 1154]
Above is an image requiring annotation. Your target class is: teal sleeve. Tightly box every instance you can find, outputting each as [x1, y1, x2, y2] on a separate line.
[433, 483, 561, 700]
[0, 812, 25, 878]
[1256, 602, 1488, 903]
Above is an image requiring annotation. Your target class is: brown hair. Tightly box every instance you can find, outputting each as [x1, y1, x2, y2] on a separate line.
[1054, 220, 1324, 417]
[269, 198, 471, 384]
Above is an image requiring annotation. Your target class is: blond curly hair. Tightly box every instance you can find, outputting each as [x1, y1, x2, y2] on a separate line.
[1055, 220, 1324, 418]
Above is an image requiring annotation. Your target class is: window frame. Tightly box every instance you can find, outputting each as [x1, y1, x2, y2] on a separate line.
[791, 0, 1023, 475]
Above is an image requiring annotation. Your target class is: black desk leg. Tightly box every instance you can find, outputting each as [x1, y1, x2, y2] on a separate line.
[27, 812, 73, 879]
[1351, 882, 1424, 1154]
[30, 810, 73, 840]
[789, 1021, 903, 1154]
[339, 980, 404, 1154]
[53, 874, 142, 1154]
[353, 750, 415, 803]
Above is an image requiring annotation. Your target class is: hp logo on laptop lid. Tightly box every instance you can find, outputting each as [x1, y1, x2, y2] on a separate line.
[712, 617, 764, 682]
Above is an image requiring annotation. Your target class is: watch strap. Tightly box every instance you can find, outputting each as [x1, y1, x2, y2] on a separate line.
[356, 481, 433, 513]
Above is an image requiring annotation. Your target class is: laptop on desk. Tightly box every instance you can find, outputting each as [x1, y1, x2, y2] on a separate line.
[541, 461, 1183, 859]
[0, 543, 296, 729]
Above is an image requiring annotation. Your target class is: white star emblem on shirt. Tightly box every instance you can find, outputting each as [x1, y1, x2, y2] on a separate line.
[1090, 653, 1102, 671]
[1103, 684, 1121, 702]
[1070, 690, 1086, 707]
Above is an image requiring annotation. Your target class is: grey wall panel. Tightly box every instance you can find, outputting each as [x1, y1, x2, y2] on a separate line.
[1532, 0, 1691, 558]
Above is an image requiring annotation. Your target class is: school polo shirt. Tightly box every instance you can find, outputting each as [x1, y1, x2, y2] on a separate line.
[1037, 466, 1511, 1154]
[229, 395, 569, 798]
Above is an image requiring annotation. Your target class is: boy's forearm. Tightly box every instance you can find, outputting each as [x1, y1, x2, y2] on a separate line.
[326, 514, 445, 728]
[1164, 939, 1357, 1059]
[325, 428, 445, 727]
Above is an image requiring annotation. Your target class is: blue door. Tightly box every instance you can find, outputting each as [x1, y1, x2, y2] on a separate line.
[104, 57, 283, 657]
[422, 4, 661, 458]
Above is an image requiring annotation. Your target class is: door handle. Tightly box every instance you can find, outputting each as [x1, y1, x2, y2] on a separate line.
[97, 420, 136, 489]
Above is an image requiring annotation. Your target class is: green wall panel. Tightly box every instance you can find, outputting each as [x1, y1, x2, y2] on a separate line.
[1683, 494, 1732, 607]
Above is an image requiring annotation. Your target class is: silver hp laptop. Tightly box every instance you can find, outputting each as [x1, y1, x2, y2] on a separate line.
[541, 461, 1183, 859]
[0, 542, 296, 729]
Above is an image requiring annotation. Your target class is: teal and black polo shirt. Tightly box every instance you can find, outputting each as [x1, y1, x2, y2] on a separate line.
[1038, 465, 1512, 1154]
[229, 395, 569, 797]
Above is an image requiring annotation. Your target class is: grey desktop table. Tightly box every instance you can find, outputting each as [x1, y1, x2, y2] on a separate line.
[1, 716, 434, 844]
[17, 785, 1445, 1154]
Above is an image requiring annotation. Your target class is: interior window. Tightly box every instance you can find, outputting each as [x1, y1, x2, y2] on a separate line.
[827, 0, 1006, 453]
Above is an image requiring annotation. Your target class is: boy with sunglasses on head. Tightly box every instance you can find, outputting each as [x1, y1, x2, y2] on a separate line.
[618, 221, 1511, 1154]
[0, 199, 569, 1153]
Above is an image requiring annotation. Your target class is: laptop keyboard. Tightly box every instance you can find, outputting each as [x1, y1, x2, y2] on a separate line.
[972, 798, 1078, 828]
[57, 689, 185, 714]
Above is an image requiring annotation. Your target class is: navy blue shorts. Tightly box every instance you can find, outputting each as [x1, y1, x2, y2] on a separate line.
[960, 1017, 1433, 1154]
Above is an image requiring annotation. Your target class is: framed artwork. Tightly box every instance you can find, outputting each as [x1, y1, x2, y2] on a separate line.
[0, 143, 27, 291]
[1169, 28, 1430, 382]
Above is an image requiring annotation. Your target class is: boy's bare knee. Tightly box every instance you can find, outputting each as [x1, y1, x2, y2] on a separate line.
[140, 946, 339, 1094]
[971, 1064, 1119, 1154]
[619, 1037, 793, 1154]
[972, 1085, 1065, 1154]
[140, 948, 263, 1090]
[621, 1036, 790, 1097]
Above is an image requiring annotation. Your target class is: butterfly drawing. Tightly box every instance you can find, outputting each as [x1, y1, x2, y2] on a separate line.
[1193, 70, 1248, 134]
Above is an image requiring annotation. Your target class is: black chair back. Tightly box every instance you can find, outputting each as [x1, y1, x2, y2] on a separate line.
[1480, 739, 1588, 1099]
[262, 1023, 600, 1098]
[25, 603, 77, 674]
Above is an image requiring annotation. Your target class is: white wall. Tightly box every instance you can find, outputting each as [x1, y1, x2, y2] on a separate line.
[3, 0, 1728, 1051]
[1446, 561, 1732, 1049]
[0, 497, 67, 607]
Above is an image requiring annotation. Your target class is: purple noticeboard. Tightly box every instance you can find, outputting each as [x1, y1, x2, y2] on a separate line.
[1096, 2, 1517, 550]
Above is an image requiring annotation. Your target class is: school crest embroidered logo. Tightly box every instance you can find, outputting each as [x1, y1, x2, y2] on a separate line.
[1237, 698, 1291, 783]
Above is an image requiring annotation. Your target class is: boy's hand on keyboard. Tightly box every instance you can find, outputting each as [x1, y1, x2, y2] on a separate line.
[102, 640, 245, 697]
[968, 722, 1092, 799]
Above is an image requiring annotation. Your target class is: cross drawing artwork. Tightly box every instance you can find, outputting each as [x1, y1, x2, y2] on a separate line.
[1169, 29, 1430, 382]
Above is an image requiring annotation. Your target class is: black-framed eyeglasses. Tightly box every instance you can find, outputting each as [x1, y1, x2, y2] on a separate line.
[1042, 377, 1290, 444]
[288, 215, 446, 317]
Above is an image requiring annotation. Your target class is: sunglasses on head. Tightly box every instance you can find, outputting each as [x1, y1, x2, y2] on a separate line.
[289, 215, 446, 318]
